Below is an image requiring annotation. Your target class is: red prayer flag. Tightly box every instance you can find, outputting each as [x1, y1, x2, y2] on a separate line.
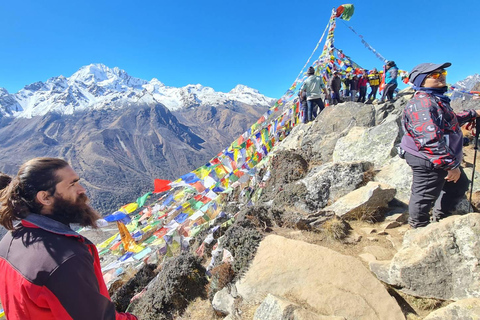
[153, 179, 171, 193]
[210, 158, 221, 165]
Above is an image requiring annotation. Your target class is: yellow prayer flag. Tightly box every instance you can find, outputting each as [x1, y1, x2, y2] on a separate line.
[96, 233, 119, 249]
[122, 202, 138, 214]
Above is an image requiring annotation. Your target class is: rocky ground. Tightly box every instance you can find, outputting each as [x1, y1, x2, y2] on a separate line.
[87, 91, 480, 320]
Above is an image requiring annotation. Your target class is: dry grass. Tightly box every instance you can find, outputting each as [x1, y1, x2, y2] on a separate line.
[175, 297, 222, 320]
[322, 217, 350, 240]
[345, 206, 388, 222]
[408, 296, 445, 311]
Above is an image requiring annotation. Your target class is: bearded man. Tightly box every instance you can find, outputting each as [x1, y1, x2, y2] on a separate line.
[0, 158, 137, 320]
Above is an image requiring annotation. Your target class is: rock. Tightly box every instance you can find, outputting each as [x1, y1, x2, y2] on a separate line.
[423, 298, 480, 320]
[358, 253, 377, 263]
[344, 232, 362, 244]
[313, 103, 376, 135]
[253, 294, 345, 320]
[384, 211, 408, 223]
[293, 309, 346, 320]
[452, 197, 473, 215]
[361, 227, 377, 234]
[373, 95, 408, 126]
[278, 103, 376, 163]
[367, 237, 378, 242]
[332, 120, 400, 168]
[362, 245, 394, 261]
[380, 221, 402, 229]
[374, 156, 412, 204]
[470, 190, 480, 212]
[275, 124, 309, 152]
[370, 213, 480, 300]
[236, 235, 405, 320]
[463, 167, 480, 193]
[299, 161, 374, 213]
[386, 235, 403, 251]
[322, 181, 396, 221]
[212, 287, 235, 316]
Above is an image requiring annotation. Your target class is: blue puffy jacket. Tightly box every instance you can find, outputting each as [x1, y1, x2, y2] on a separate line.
[385, 66, 398, 85]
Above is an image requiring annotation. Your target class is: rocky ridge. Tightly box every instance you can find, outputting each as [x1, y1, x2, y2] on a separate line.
[91, 90, 480, 320]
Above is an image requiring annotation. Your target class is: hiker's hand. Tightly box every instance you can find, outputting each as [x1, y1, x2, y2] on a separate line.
[445, 167, 460, 183]
[475, 110, 480, 117]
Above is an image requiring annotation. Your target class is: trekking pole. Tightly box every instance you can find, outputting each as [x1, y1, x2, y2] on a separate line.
[469, 118, 480, 211]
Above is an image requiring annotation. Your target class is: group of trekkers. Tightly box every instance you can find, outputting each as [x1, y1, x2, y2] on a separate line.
[298, 60, 399, 123]
[300, 59, 480, 232]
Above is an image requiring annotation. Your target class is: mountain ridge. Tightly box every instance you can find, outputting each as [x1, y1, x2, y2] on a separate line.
[0, 64, 273, 214]
[0, 63, 274, 118]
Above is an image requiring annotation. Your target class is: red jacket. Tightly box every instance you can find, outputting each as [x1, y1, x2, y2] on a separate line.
[0, 214, 137, 320]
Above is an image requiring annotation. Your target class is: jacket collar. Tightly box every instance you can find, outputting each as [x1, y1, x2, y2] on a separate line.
[22, 214, 84, 239]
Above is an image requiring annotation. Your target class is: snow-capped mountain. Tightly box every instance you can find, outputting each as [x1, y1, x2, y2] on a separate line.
[0, 64, 275, 118]
[455, 74, 480, 91]
[0, 64, 273, 214]
[450, 74, 480, 102]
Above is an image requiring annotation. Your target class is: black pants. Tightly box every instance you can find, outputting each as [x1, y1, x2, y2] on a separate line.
[381, 83, 397, 102]
[368, 86, 378, 100]
[358, 87, 367, 103]
[331, 90, 342, 104]
[405, 152, 469, 228]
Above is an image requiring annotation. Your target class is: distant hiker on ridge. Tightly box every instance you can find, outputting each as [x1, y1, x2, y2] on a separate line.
[367, 68, 381, 102]
[299, 66, 328, 123]
[357, 71, 368, 103]
[329, 71, 343, 105]
[380, 60, 398, 103]
[400, 62, 480, 229]
[348, 74, 359, 101]
[0, 158, 137, 320]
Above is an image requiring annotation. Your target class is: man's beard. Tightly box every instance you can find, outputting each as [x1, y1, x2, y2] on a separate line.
[50, 193, 100, 228]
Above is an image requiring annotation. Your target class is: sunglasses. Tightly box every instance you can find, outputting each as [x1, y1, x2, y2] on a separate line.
[428, 70, 447, 79]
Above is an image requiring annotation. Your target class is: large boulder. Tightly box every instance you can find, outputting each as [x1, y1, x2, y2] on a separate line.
[333, 119, 400, 168]
[374, 156, 412, 204]
[423, 298, 480, 320]
[254, 294, 346, 320]
[313, 102, 376, 136]
[235, 235, 405, 320]
[373, 94, 409, 125]
[322, 181, 396, 221]
[297, 161, 373, 213]
[370, 213, 480, 300]
[277, 103, 376, 163]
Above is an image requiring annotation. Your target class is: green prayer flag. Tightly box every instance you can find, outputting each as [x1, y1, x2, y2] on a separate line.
[340, 4, 354, 21]
[136, 192, 152, 207]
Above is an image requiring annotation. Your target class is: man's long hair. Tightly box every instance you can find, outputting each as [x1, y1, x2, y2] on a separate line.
[0, 158, 69, 230]
[0, 173, 12, 191]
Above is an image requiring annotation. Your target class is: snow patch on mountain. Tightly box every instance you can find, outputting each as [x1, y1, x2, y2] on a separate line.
[0, 64, 275, 118]
[455, 74, 480, 91]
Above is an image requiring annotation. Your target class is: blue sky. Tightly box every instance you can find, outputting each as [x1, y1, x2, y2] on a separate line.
[0, 0, 478, 98]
